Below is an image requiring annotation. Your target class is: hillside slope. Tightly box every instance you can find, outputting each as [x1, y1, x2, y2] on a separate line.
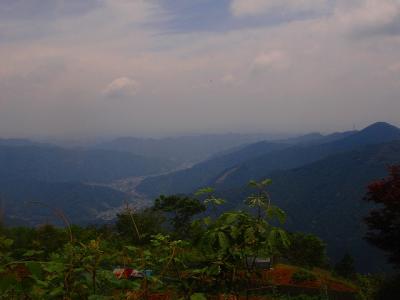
[0, 145, 173, 183]
[1, 179, 128, 226]
[137, 122, 400, 197]
[213, 122, 400, 190]
[136, 141, 290, 197]
[95, 133, 282, 165]
[221, 141, 400, 272]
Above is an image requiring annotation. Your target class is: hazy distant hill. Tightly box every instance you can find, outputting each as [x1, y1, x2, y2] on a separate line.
[220, 140, 400, 272]
[94, 133, 290, 165]
[0, 138, 50, 147]
[136, 141, 290, 197]
[276, 130, 356, 145]
[135, 122, 400, 272]
[0, 145, 173, 183]
[0, 179, 128, 226]
[137, 122, 400, 196]
[210, 122, 400, 190]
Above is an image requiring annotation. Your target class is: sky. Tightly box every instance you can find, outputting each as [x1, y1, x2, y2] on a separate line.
[1, 0, 400, 138]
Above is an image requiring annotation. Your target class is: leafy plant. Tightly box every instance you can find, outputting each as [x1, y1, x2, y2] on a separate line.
[291, 270, 317, 283]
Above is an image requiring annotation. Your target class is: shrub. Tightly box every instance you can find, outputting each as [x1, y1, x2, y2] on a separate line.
[291, 270, 317, 283]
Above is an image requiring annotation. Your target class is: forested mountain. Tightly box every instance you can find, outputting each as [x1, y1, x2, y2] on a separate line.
[94, 133, 288, 165]
[1, 122, 400, 273]
[276, 130, 356, 145]
[133, 122, 400, 272]
[136, 141, 290, 197]
[137, 122, 400, 197]
[0, 179, 128, 226]
[214, 122, 400, 190]
[219, 140, 400, 272]
[0, 145, 173, 183]
[0, 138, 50, 147]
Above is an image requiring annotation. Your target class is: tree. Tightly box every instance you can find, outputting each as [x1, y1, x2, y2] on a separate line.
[198, 179, 289, 296]
[153, 195, 206, 238]
[335, 253, 356, 279]
[364, 165, 400, 268]
[116, 207, 165, 243]
[35, 224, 66, 256]
[280, 232, 328, 269]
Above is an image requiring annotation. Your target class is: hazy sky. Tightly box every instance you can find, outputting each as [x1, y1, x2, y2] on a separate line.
[1, 0, 400, 138]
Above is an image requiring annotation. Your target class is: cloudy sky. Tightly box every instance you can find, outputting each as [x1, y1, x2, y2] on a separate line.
[1, 0, 400, 138]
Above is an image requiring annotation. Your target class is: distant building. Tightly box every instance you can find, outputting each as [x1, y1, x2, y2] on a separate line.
[246, 257, 272, 270]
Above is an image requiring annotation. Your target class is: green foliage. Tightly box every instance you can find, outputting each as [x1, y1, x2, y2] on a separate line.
[280, 232, 328, 269]
[194, 179, 290, 295]
[195, 187, 225, 217]
[116, 208, 165, 244]
[35, 224, 67, 257]
[154, 195, 206, 237]
[291, 270, 317, 283]
[335, 253, 356, 279]
[0, 235, 13, 270]
[190, 293, 206, 300]
[356, 274, 383, 300]
[1, 179, 354, 299]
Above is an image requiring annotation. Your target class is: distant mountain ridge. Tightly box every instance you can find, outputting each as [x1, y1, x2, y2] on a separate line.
[136, 141, 290, 196]
[0, 179, 127, 226]
[212, 122, 400, 190]
[0, 144, 173, 183]
[0, 138, 50, 147]
[137, 122, 400, 197]
[219, 140, 400, 272]
[134, 122, 400, 272]
[327, 122, 400, 148]
[276, 130, 357, 145]
[94, 133, 292, 165]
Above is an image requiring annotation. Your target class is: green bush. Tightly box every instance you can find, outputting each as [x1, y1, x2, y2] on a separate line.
[280, 232, 328, 269]
[291, 270, 317, 283]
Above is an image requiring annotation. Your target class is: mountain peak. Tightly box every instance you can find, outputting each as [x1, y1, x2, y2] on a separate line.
[335, 122, 400, 147]
[361, 122, 399, 133]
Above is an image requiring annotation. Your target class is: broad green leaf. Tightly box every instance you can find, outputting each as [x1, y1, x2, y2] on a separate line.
[26, 261, 43, 278]
[191, 293, 207, 300]
[195, 187, 214, 196]
[0, 274, 18, 291]
[218, 232, 230, 250]
[23, 250, 44, 257]
[203, 216, 212, 226]
[248, 180, 258, 188]
[267, 205, 287, 224]
[260, 178, 273, 186]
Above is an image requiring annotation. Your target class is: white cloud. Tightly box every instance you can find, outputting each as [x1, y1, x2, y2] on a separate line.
[252, 50, 290, 73]
[334, 0, 400, 36]
[230, 0, 329, 17]
[103, 77, 139, 98]
[1, 0, 400, 136]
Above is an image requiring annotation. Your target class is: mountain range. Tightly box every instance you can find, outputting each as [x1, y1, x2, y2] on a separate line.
[221, 140, 400, 272]
[1, 122, 400, 272]
[137, 122, 400, 197]
[94, 133, 286, 166]
[0, 145, 173, 183]
[0, 144, 172, 226]
[135, 122, 400, 272]
[0, 179, 127, 226]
